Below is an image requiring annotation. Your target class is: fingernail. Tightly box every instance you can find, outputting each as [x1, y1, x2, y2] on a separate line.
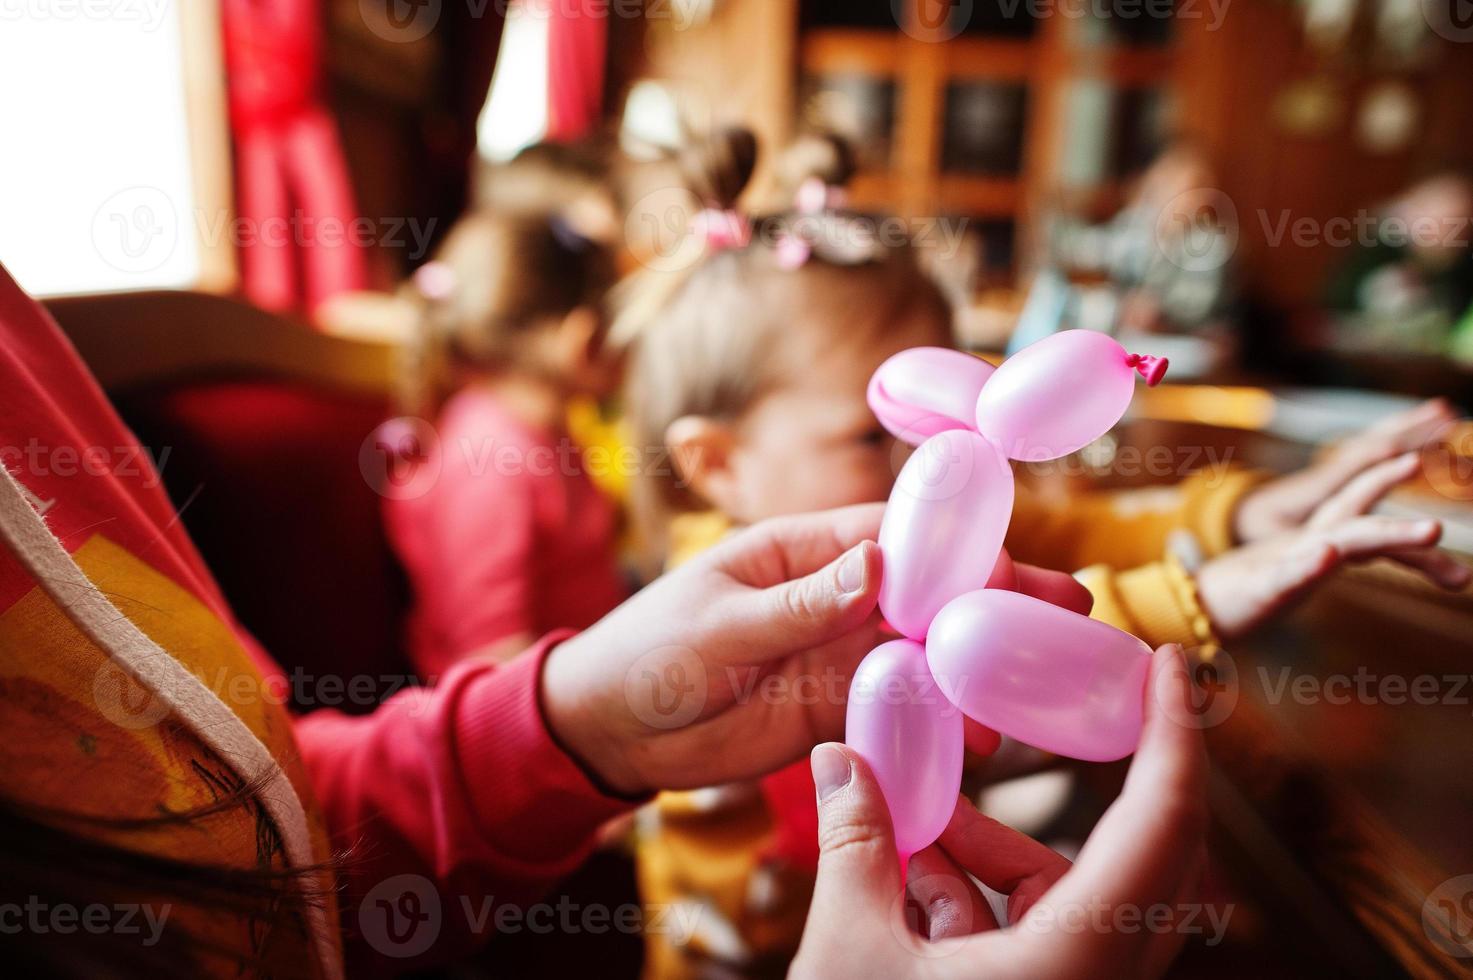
[811, 744, 852, 802]
[837, 543, 869, 595]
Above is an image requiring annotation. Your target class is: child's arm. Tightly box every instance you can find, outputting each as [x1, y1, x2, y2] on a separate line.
[1006, 466, 1265, 572]
[294, 635, 631, 974]
[1011, 398, 1459, 609]
[293, 505, 889, 972]
[1079, 453, 1467, 648]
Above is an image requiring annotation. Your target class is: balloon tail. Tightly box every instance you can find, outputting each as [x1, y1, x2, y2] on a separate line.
[1126, 353, 1169, 387]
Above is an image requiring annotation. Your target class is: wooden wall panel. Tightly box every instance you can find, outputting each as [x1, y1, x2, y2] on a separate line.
[1174, 0, 1473, 312]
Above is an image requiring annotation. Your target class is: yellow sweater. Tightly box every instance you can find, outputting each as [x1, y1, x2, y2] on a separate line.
[1006, 466, 1264, 648]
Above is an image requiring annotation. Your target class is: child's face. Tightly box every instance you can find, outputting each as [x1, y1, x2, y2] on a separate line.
[724, 308, 949, 522]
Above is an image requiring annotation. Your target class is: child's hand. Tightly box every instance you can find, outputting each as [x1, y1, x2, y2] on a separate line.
[1198, 503, 1467, 640]
[792, 645, 1207, 980]
[1233, 398, 1456, 544]
[540, 504, 1092, 796]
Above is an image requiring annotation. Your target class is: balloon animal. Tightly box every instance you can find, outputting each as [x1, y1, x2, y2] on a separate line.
[846, 330, 1169, 861]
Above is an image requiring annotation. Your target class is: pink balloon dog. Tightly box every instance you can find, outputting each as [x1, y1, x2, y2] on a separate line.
[846, 330, 1168, 863]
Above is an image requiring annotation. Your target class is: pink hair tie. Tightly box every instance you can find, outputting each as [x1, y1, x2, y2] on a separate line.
[693, 208, 751, 253]
[796, 177, 849, 215]
[775, 234, 812, 270]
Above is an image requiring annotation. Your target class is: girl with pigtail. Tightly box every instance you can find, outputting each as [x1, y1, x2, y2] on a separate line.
[617, 125, 1464, 978]
[383, 202, 630, 678]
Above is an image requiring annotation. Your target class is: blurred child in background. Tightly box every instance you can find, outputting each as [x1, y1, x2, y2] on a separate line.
[617, 126, 1467, 979]
[383, 202, 628, 678]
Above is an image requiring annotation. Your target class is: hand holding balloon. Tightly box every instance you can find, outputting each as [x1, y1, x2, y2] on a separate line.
[847, 331, 1167, 861]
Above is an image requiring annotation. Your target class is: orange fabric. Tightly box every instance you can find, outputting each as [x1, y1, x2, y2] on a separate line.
[0, 535, 339, 976]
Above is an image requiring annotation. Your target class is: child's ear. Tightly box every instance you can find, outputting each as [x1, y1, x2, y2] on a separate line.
[665, 415, 742, 514]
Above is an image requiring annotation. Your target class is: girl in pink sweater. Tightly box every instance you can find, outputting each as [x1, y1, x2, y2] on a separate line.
[382, 208, 628, 676]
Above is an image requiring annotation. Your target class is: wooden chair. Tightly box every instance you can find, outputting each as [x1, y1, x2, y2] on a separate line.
[47, 289, 415, 710]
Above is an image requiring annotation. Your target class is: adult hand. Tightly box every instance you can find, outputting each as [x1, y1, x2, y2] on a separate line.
[540, 504, 1093, 796]
[792, 644, 1209, 979]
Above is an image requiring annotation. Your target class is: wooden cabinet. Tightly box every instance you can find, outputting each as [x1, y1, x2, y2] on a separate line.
[621, 0, 1473, 311]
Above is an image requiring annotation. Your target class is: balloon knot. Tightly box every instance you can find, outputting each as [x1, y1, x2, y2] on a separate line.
[1126, 353, 1168, 387]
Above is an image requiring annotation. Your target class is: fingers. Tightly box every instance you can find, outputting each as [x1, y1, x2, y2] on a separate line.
[738, 539, 883, 659]
[809, 743, 906, 927]
[1300, 400, 1456, 506]
[1333, 399, 1458, 472]
[1384, 547, 1473, 591]
[936, 795, 1073, 923]
[987, 553, 1095, 616]
[1141, 839, 1208, 980]
[1201, 514, 1451, 639]
[1194, 537, 1336, 639]
[963, 718, 1003, 758]
[716, 504, 885, 585]
[715, 611, 884, 774]
[1041, 645, 1206, 920]
[1308, 452, 1420, 527]
[1013, 564, 1095, 616]
[907, 842, 999, 939]
[1308, 511, 1460, 592]
[705, 508, 886, 660]
[1318, 514, 1441, 558]
[1360, 398, 1458, 452]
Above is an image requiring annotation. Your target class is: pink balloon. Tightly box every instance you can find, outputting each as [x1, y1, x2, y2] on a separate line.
[975, 330, 1137, 462]
[846, 639, 964, 861]
[926, 589, 1152, 762]
[868, 347, 996, 445]
[879, 430, 1014, 639]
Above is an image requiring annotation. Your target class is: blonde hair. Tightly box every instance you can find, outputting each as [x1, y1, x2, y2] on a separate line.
[398, 208, 616, 417]
[619, 127, 952, 561]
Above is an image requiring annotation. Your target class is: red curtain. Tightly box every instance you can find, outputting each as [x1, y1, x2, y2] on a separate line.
[544, 0, 608, 142]
[220, 0, 368, 317]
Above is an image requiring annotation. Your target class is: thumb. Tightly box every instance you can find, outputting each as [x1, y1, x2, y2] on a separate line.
[753, 540, 882, 653]
[809, 743, 904, 927]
